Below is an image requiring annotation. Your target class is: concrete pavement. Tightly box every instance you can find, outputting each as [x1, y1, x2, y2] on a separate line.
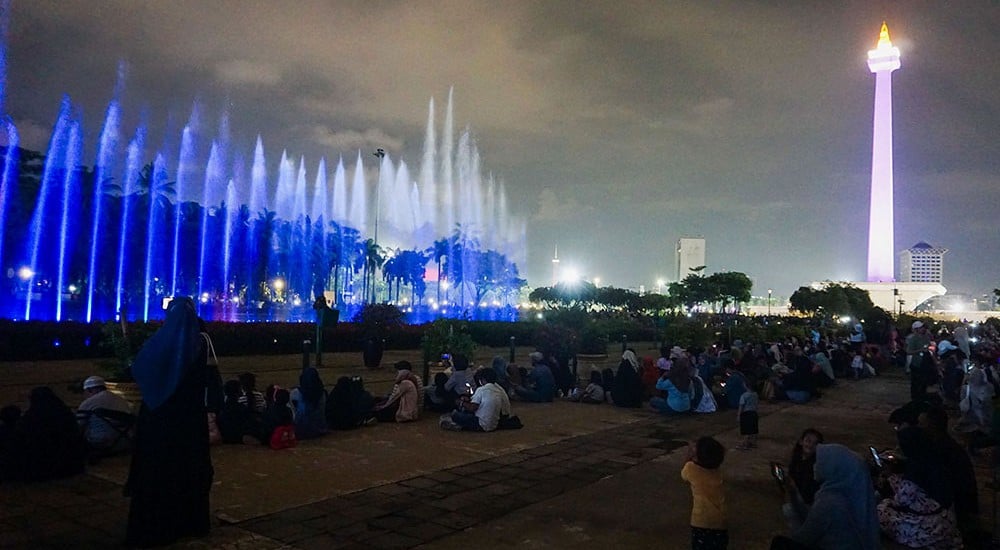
[0, 348, 994, 549]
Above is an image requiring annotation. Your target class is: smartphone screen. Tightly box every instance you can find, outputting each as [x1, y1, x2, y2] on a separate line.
[869, 446, 882, 468]
[770, 462, 784, 482]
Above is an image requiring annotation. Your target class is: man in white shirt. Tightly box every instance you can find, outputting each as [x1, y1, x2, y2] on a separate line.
[441, 369, 511, 432]
[77, 375, 133, 452]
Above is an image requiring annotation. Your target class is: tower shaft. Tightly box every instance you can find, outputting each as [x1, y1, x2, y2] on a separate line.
[866, 23, 900, 282]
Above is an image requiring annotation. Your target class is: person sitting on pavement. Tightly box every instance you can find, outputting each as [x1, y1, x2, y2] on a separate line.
[491, 355, 511, 393]
[261, 387, 294, 444]
[217, 380, 264, 444]
[237, 372, 266, 415]
[787, 429, 824, 506]
[373, 361, 422, 423]
[76, 375, 134, 455]
[772, 443, 879, 550]
[424, 372, 454, 413]
[292, 367, 328, 439]
[440, 368, 511, 432]
[919, 405, 980, 544]
[444, 354, 474, 404]
[14, 386, 87, 482]
[611, 349, 643, 408]
[780, 356, 816, 404]
[327, 376, 374, 429]
[512, 352, 556, 402]
[877, 426, 963, 550]
[567, 370, 605, 403]
[639, 355, 660, 400]
[650, 358, 692, 415]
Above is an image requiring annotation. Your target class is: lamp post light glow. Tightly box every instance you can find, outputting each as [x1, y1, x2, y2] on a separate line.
[767, 288, 773, 316]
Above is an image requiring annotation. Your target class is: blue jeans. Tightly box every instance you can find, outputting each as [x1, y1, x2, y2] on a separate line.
[451, 410, 483, 431]
[650, 396, 687, 415]
[514, 387, 551, 403]
[785, 390, 810, 403]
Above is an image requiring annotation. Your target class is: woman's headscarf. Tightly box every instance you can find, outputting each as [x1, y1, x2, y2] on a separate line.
[813, 444, 879, 550]
[621, 350, 639, 370]
[299, 367, 325, 407]
[132, 297, 201, 411]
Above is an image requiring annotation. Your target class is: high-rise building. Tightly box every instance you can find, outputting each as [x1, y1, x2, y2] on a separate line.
[900, 242, 947, 283]
[866, 22, 901, 282]
[676, 237, 705, 282]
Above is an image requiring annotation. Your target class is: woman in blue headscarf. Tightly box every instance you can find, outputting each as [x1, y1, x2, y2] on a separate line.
[771, 443, 879, 550]
[125, 297, 213, 547]
[293, 366, 328, 439]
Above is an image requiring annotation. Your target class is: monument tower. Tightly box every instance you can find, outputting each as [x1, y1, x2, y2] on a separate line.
[819, 22, 945, 312]
[866, 22, 900, 282]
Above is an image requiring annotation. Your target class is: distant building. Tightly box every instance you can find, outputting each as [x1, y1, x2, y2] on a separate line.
[676, 237, 706, 281]
[899, 241, 947, 283]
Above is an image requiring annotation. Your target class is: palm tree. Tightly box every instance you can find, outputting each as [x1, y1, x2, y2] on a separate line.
[429, 237, 450, 304]
[360, 238, 384, 304]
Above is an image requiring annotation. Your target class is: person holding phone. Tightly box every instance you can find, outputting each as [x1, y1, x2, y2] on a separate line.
[443, 354, 473, 405]
[770, 444, 879, 550]
[787, 429, 824, 505]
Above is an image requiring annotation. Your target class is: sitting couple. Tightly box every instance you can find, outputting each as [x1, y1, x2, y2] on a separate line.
[440, 368, 514, 432]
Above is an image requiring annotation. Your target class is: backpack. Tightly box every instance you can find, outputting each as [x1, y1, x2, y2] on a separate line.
[269, 424, 297, 450]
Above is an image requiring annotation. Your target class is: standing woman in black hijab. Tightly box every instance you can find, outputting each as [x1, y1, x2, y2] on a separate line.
[125, 297, 213, 547]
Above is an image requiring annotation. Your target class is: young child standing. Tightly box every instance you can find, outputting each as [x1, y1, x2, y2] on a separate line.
[681, 436, 728, 550]
[736, 376, 759, 450]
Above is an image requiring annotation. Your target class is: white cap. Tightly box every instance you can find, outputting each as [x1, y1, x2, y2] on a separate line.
[83, 375, 106, 390]
[911, 321, 924, 330]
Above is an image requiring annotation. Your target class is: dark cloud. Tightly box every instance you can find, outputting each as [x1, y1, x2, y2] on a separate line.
[4, 0, 998, 297]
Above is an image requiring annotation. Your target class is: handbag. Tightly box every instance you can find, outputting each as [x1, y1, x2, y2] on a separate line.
[269, 424, 298, 450]
[497, 415, 523, 430]
[202, 332, 219, 366]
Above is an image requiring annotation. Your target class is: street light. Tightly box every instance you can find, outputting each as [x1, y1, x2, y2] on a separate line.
[767, 288, 773, 316]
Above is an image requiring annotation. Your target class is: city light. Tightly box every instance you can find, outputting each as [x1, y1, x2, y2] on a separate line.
[272, 278, 285, 290]
[17, 266, 33, 281]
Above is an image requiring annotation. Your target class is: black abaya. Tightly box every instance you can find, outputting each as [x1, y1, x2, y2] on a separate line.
[125, 363, 213, 547]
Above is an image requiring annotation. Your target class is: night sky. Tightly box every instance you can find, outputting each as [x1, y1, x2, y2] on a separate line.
[3, 1, 998, 299]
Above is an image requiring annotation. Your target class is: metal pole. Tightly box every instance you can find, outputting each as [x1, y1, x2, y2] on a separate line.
[509, 336, 516, 363]
[621, 334, 627, 353]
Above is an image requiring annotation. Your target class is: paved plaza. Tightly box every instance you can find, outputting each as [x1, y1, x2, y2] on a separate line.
[1, 347, 995, 549]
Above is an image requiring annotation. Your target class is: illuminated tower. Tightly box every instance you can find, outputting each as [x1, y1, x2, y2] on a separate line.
[551, 245, 560, 286]
[866, 22, 900, 282]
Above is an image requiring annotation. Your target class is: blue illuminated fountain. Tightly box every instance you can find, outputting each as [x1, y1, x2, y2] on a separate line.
[0, 37, 527, 323]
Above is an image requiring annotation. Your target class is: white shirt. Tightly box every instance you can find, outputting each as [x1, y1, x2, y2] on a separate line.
[471, 383, 511, 432]
[78, 389, 132, 446]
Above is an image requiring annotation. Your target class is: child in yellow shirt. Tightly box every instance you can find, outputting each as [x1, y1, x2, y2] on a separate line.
[681, 436, 728, 549]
